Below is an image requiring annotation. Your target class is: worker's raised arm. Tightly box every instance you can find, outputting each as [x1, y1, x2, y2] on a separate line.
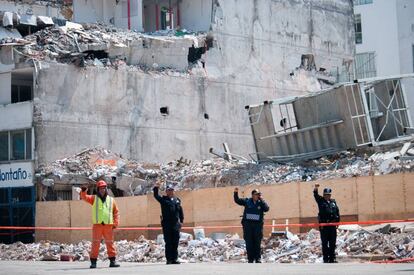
[80, 187, 95, 205]
[233, 187, 247, 206]
[153, 184, 164, 204]
[313, 183, 323, 203]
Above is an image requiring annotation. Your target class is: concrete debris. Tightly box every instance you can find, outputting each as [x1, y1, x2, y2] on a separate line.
[8, 22, 206, 73]
[1, 226, 413, 263]
[36, 147, 414, 198]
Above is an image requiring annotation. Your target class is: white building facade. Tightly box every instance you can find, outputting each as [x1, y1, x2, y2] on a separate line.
[354, 0, 414, 78]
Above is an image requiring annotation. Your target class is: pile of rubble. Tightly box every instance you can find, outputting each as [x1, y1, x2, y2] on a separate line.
[11, 22, 205, 71]
[36, 146, 414, 197]
[1, 224, 413, 263]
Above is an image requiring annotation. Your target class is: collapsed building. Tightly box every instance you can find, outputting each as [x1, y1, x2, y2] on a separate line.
[1, 2, 414, 266]
[1, 0, 356, 164]
[0, 0, 357, 243]
[246, 74, 414, 162]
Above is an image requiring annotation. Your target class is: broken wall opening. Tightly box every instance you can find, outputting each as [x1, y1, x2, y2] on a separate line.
[160, 106, 169, 116]
[188, 44, 206, 66]
[187, 34, 212, 67]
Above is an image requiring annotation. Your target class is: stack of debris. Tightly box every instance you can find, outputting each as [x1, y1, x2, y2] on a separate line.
[1, 223, 413, 263]
[10, 22, 206, 72]
[36, 146, 414, 200]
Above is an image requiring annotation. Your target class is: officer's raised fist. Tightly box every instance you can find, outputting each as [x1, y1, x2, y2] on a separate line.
[81, 186, 88, 192]
[155, 181, 161, 188]
[314, 183, 320, 188]
[234, 187, 239, 192]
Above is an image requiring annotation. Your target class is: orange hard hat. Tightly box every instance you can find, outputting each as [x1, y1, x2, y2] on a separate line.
[96, 180, 107, 189]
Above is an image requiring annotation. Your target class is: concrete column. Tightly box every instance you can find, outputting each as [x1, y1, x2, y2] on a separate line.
[0, 72, 11, 105]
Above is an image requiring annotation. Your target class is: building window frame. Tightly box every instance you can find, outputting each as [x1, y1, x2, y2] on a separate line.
[355, 52, 377, 79]
[0, 129, 32, 163]
[355, 14, 362, 44]
[0, 132, 9, 161]
[11, 84, 33, 104]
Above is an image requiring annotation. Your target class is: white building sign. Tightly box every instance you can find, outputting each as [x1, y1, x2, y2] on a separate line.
[0, 162, 34, 187]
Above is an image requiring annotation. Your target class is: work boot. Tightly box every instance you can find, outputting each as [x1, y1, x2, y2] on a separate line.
[109, 257, 120, 268]
[90, 258, 97, 269]
[171, 260, 180, 264]
[255, 259, 262, 263]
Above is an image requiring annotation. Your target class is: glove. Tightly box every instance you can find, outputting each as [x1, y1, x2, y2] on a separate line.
[74, 187, 82, 193]
[81, 186, 87, 192]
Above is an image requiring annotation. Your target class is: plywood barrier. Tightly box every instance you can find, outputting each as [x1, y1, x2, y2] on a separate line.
[35, 173, 414, 243]
[35, 201, 71, 243]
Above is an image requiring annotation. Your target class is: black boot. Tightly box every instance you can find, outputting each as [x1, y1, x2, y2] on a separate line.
[329, 257, 338, 263]
[90, 258, 97, 269]
[109, 257, 120, 268]
[171, 260, 180, 264]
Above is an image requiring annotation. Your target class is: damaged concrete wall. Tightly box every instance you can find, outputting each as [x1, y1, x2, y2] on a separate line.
[206, 0, 355, 90]
[33, 0, 355, 163]
[180, 0, 212, 32]
[73, 0, 143, 31]
[34, 63, 266, 164]
[126, 36, 198, 71]
[35, 173, 414, 242]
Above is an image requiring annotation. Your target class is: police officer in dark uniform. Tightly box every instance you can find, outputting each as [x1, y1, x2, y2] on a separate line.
[234, 187, 269, 263]
[313, 183, 340, 263]
[153, 182, 184, 264]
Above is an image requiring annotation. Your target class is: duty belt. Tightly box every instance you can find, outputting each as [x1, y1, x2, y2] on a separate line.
[246, 214, 260, 221]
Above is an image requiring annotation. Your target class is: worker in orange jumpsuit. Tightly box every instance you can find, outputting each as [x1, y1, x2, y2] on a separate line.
[79, 180, 120, 268]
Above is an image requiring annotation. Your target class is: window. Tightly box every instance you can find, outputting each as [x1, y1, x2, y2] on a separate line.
[354, 0, 373, 5]
[0, 132, 8, 161]
[0, 129, 32, 162]
[160, 7, 173, 30]
[26, 129, 32, 160]
[11, 131, 25, 160]
[355, 14, 362, 44]
[11, 85, 32, 103]
[355, 52, 377, 79]
[367, 89, 380, 118]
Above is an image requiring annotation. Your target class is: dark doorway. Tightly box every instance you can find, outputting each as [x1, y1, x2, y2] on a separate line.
[0, 187, 35, 244]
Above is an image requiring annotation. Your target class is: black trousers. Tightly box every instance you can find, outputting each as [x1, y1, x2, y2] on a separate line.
[243, 221, 263, 262]
[320, 226, 337, 263]
[162, 225, 180, 262]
